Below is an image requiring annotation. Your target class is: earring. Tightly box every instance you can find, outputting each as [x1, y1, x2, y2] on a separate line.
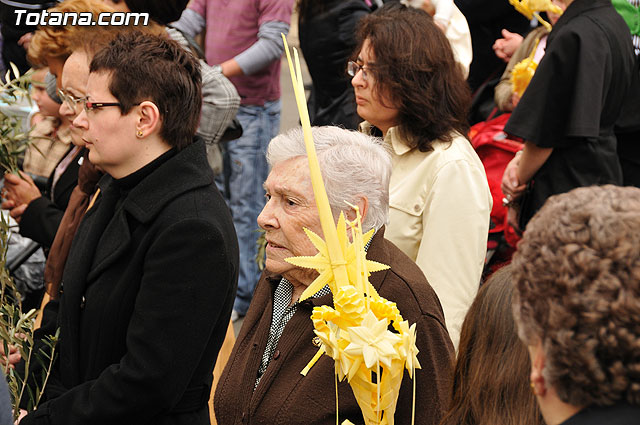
[136, 129, 144, 138]
[530, 381, 546, 396]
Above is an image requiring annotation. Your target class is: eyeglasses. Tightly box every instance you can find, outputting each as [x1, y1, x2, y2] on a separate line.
[58, 88, 86, 112]
[347, 60, 371, 81]
[83, 100, 123, 112]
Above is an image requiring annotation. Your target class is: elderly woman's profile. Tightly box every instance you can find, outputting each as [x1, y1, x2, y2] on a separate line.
[512, 185, 640, 425]
[215, 126, 455, 425]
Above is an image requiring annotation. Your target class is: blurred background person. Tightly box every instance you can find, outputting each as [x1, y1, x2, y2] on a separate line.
[494, 0, 566, 112]
[512, 185, 640, 425]
[0, 0, 57, 76]
[399, 0, 473, 77]
[298, 0, 370, 129]
[174, 0, 294, 322]
[501, 0, 637, 231]
[455, 0, 530, 92]
[352, 2, 491, 347]
[440, 264, 544, 425]
[1, 0, 114, 251]
[23, 67, 72, 180]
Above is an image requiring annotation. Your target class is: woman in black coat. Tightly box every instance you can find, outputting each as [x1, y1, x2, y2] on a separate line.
[19, 31, 239, 425]
[2, 128, 85, 250]
[501, 0, 637, 230]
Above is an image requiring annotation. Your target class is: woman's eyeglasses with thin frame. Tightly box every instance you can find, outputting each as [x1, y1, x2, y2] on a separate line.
[83, 100, 124, 113]
[347, 60, 371, 81]
[57, 88, 86, 112]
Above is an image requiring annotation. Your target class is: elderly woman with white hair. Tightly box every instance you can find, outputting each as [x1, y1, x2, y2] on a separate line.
[214, 126, 455, 425]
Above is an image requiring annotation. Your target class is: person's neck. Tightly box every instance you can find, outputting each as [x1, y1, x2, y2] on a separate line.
[538, 387, 584, 425]
[289, 283, 306, 307]
[110, 137, 172, 179]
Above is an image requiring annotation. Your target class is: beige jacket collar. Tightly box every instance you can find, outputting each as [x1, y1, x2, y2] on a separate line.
[359, 121, 412, 156]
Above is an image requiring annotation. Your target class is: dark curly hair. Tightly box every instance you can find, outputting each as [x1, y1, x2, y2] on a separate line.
[353, 2, 470, 151]
[440, 265, 544, 425]
[512, 185, 640, 407]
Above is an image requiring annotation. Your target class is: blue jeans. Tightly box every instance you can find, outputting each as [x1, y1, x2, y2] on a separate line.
[223, 100, 280, 315]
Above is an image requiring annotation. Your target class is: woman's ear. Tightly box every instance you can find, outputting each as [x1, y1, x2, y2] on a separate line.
[345, 196, 369, 225]
[135, 100, 161, 139]
[529, 340, 547, 397]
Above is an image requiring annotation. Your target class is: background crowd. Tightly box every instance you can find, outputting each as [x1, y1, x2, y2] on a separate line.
[0, 0, 635, 424]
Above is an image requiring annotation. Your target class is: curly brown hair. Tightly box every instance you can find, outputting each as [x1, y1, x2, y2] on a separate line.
[27, 0, 116, 66]
[440, 265, 544, 425]
[353, 2, 470, 151]
[512, 185, 640, 408]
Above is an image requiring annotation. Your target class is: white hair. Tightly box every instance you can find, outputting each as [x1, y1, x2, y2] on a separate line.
[266, 126, 392, 231]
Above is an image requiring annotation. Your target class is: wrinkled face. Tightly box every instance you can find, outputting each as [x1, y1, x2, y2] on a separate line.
[257, 157, 322, 285]
[30, 69, 60, 118]
[351, 39, 399, 135]
[59, 51, 90, 146]
[72, 71, 141, 178]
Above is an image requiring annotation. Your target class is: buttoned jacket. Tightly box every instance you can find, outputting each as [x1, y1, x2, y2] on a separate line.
[361, 122, 491, 348]
[23, 139, 239, 425]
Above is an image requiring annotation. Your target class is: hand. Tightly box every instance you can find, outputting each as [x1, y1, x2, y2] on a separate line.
[493, 29, 524, 63]
[17, 32, 33, 50]
[501, 153, 527, 201]
[3, 172, 41, 207]
[9, 204, 28, 223]
[15, 408, 28, 424]
[511, 92, 521, 109]
[0, 343, 21, 369]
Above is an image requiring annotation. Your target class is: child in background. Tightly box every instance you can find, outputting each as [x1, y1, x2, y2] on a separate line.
[24, 67, 72, 179]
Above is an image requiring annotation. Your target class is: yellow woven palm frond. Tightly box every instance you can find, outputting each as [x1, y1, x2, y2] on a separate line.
[510, 37, 541, 96]
[282, 34, 419, 425]
[508, 0, 562, 30]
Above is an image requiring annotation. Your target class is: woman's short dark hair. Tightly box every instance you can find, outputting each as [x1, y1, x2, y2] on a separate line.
[440, 265, 544, 425]
[513, 185, 640, 407]
[354, 2, 471, 151]
[90, 31, 202, 149]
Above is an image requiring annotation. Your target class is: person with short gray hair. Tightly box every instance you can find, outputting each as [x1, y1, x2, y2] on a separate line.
[215, 126, 454, 425]
[266, 126, 391, 232]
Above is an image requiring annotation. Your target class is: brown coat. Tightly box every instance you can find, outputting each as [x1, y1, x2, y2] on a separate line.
[215, 228, 455, 425]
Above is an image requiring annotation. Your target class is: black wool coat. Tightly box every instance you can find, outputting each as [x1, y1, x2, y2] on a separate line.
[299, 0, 369, 130]
[20, 146, 85, 249]
[22, 139, 239, 425]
